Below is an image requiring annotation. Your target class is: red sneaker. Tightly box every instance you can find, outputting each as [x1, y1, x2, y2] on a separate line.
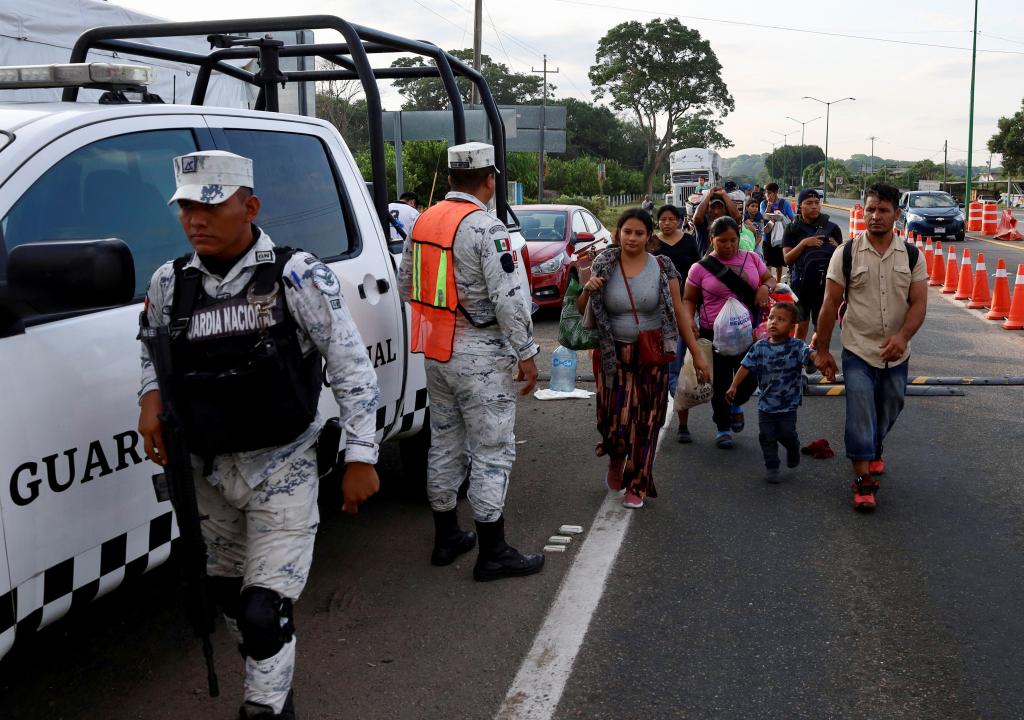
[869, 458, 885, 476]
[852, 477, 879, 512]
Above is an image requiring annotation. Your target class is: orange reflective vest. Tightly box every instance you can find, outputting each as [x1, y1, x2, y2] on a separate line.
[408, 200, 480, 362]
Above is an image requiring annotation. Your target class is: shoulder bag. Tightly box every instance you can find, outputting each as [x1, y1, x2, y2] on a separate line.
[619, 257, 676, 367]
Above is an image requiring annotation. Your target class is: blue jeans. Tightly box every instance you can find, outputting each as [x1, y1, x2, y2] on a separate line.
[841, 350, 908, 461]
[758, 410, 799, 470]
[666, 336, 687, 397]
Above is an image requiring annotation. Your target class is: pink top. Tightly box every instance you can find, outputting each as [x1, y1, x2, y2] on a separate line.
[686, 250, 767, 329]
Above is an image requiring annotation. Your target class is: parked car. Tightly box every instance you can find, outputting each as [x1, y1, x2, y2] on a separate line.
[896, 191, 966, 241]
[512, 204, 613, 309]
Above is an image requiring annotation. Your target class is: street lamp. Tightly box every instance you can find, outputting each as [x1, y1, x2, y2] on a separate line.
[786, 115, 820, 191]
[802, 96, 855, 202]
[771, 129, 798, 192]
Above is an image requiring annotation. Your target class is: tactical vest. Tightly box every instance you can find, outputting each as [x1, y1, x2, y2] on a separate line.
[169, 247, 322, 455]
[408, 200, 480, 362]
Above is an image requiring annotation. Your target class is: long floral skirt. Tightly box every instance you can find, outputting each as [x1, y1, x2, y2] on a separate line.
[592, 342, 670, 499]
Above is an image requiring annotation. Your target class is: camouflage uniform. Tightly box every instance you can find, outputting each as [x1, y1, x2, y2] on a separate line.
[140, 229, 380, 714]
[399, 191, 538, 522]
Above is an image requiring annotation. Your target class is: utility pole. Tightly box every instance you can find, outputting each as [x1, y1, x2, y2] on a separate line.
[868, 136, 878, 175]
[966, 0, 978, 203]
[804, 96, 855, 202]
[471, 0, 483, 105]
[787, 115, 820, 191]
[944, 139, 948, 186]
[530, 54, 558, 201]
[771, 129, 798, 192]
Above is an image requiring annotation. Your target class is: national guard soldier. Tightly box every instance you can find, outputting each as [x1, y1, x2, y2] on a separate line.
[399, 142, 544, 582]
[137, 150, 382, 719]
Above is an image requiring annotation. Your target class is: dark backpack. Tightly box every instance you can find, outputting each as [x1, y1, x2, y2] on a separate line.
[790, 219, 841, 299]
[837, 238, 919, 324]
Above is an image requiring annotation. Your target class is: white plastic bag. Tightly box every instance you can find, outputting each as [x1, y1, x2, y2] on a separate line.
[675, 338, 713, 409]
[713, 297, 754, 356]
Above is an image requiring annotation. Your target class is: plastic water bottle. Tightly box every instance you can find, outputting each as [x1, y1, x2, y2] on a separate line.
[550, 345, 578, 392]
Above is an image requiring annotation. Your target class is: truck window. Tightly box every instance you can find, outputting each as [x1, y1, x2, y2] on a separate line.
[1, 129, 198, 299]
[221, 130, 355, 260]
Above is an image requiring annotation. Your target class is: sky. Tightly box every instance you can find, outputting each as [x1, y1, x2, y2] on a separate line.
[114, 0, 1024, 166]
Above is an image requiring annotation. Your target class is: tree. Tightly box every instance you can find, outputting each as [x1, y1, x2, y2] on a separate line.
[673, 113, 732, 152]
[390, 50, 550, 110]
[589, 18, 734, 195]
[316, 68, 369, 154]
[559, 97, 647, 168]
[764, 145, 824, 188]
[989, 98, 1024, 177]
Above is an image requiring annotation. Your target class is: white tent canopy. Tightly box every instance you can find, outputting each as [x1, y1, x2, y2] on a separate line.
[0, 0, 256, 107]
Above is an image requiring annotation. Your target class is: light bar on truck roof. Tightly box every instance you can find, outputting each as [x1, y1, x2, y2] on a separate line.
[0, 63, 153, 89]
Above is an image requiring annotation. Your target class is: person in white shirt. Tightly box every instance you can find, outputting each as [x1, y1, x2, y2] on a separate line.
[388, 191, 421, 243]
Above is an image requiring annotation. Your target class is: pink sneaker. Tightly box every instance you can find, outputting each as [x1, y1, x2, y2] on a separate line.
[622, 491, 644, 509]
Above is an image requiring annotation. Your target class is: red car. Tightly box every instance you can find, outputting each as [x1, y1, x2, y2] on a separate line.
[512, 204, 613, 309]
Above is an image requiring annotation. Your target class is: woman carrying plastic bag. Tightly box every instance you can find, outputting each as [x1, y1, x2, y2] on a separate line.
[678, 216, 777, 449]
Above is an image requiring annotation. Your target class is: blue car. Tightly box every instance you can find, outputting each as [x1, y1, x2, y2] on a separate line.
[897, 191, 966, 241]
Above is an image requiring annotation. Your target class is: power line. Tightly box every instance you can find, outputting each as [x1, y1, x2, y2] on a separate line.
[483, 1, 515, 69]
[548, 0, 1024, 56]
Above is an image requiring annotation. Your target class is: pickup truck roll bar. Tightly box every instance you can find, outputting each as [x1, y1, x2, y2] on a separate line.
[61, 15, 512, 233]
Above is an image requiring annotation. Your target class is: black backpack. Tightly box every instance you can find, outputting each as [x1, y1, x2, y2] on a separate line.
[790, 219, 841, 299]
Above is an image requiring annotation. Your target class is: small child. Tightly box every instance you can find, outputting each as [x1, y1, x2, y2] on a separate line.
[726, 302, 817, 483]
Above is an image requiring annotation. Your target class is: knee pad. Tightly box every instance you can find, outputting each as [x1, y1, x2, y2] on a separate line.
[238, 586, 295, 661]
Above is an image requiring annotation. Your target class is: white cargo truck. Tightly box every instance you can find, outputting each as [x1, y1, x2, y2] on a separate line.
[669, 147, 722, 212]
[0, 14, 531, 661]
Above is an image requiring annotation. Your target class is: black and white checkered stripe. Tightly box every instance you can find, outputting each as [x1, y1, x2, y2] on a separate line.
[0, 511, 175, 651]
[375, 387, 429, 437]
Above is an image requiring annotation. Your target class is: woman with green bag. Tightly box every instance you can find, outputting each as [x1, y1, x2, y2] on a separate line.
[558, 276, 599, 350]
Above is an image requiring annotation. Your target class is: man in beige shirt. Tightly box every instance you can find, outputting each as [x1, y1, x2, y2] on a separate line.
[813, 182, 928, 512]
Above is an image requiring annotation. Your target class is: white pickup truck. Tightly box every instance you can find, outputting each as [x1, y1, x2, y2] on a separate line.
[0, 15, 530, 661]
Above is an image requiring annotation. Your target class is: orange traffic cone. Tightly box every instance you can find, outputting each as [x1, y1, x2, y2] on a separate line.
[967, 253, 992, 309]
[941, 247, 960, 293]
[954, 248, 974, 300]
[930, 242, 945, 287]
[923, 238, 934, 274]
[1004, 265, 1024, 330]
[986, 258, 1012, 320]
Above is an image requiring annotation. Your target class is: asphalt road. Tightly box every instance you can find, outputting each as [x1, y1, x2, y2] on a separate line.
[2, 274, 1024, 719]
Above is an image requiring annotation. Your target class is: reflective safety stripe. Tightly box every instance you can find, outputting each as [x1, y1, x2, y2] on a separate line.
[434, 250, 448, 306]
[412, 242, 422, 302]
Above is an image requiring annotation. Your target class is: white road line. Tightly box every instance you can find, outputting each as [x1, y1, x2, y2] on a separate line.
[496, 397, 675, 720]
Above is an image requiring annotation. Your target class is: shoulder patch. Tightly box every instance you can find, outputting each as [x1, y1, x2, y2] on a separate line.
[494, 237, 513, 252]
[500, 253, 516, 274]
[255, 250, 274, 263]
[310, 263, 341, 296]
[489, 224, 505, 235]
[329, 298, 342, 310]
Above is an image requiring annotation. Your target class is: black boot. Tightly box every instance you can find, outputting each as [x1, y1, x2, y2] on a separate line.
[431, 509, 477, 566]
[473, 516, 544, 582]
[239, 690, 295, 719]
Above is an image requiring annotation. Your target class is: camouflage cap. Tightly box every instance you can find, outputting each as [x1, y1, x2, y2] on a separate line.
[167, 150, 254, 205]
[447, 142, 500, 173]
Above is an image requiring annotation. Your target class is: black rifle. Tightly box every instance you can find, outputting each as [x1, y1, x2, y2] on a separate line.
[138, 317, 219, 697]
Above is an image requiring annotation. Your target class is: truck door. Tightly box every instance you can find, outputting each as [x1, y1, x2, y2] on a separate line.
[203, 115, 406, 438]
[0, 117, 204, 646]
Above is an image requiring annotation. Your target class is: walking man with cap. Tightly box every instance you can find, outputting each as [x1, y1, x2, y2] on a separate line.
[813, 182, 928, 512]
[783, 188, 843, 341]
[693, 185, 741, 256]
[398, 141, 544, 581]
[137, 150, 382, 718]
